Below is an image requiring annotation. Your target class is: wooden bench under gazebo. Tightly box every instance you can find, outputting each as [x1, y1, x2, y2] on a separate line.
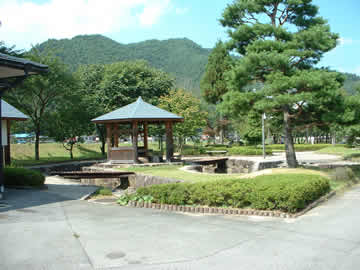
[92, 97, 183, 163]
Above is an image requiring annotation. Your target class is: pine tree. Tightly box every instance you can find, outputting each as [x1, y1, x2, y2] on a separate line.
[200, 41, 233, 104]
[219, 0, 344, 167]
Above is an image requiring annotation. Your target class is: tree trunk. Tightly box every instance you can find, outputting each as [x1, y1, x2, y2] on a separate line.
[283, 110, 297, 168]
[96, 125, 106, 156]
[35, 125, 40, 160]
[332, 132, 336, 146]
[70, 144, 74, 159]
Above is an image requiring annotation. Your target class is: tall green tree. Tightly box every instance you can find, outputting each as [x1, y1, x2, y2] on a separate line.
[75, 64, 107, 155]
[47, 91, 92, 159]
[219, 0, 344, 167]
[200, 41, 233, 143]
[100, 60, 174, 109]
[5, 50, 75, 160]
[158, 89, 208, 154]
[200, 40, 233, 104]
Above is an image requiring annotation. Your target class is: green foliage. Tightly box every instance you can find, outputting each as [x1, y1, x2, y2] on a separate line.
[343, 73, 360, 95]
[35, 34, 359, 98]
[4, 167, 45, 187]
[134, 174, 330, 213]
[268, 144, 330, 151]
[181, 145, 272, 156]
[200, 40, 233, 104]
[100, 60, 174, 110]
[4, 49, 76, 160]
[219, 0, 344, 167]
[158, 89, 208, 153]
[38, 35, 210, 95]
[96, 187, 112, 196]
[47, 87, 93, 159]
[117, 194, 153, 206]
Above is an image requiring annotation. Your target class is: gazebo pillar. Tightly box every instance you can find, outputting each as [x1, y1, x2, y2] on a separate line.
[106, 123, 112, 160]
[165, 121, 174, 162]
[143, 122, 148, 152]
[132, 121, 139, 163]
[5, 120, 10, 165]
[113, 124, 119, 147]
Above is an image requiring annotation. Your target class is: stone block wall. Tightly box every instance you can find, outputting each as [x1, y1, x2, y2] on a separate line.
[226, 159, 255, 173]
[128, 174, 183, 189]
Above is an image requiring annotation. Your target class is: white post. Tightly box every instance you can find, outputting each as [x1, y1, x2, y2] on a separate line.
[262, 113, 266, 159]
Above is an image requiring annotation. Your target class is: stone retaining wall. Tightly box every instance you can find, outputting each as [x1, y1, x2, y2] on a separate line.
[225, 159, 284, 173]
[128, 174, 183, 189]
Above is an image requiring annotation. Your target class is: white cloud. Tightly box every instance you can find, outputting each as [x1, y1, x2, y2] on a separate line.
[139, 0, 170, 26]
[0, 0, 172, 49]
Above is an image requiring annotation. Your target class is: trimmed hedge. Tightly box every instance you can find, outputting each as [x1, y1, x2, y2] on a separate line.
[133, 174, 330, 213]
[268, 144, 330, 152]
[4, 167, 45, 187]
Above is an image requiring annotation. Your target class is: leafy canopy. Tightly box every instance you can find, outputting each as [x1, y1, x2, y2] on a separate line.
[218, 0, 344, 166]
[158, 89, 208, 140]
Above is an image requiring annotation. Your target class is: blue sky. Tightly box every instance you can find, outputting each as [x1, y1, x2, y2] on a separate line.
[1, 0, 359, 75]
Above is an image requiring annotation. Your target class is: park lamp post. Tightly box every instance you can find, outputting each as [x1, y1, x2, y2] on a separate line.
[0, 53, 48, 200]
[262, 112, 266, 159]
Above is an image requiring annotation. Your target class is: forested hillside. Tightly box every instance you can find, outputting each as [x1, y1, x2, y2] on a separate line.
[37, 35, 210, 95]
[37, 34, 360, 96]
[343, 73, 360, 95]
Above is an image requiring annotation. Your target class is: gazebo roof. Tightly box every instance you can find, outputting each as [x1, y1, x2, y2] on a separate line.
[92, 96, 183, 124]
[1, 100, 29, 121]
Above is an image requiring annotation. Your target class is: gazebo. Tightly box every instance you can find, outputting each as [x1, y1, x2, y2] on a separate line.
[92, 97, 183, 163]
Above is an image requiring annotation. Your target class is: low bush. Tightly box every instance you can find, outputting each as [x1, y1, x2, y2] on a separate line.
[131, 174, 330, 213]
[96, 187, 112, 196]
[4, 167, 45, 187]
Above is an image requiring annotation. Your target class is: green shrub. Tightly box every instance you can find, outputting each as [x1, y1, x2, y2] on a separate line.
[96, 187, 112, 196]
[268, 144, 330, 152]
[4, 167, 45, 187]
[133, 174, 330, 213]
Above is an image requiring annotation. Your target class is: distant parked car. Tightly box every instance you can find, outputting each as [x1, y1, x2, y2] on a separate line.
[17, 140, 27, 144]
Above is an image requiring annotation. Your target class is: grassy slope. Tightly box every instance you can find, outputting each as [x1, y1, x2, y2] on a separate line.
[11, 143, 105, 166]
[317, 145, 360, 158]
[118, 165, 244, 182]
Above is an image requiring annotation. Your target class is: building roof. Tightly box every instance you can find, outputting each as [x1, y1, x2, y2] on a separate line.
[2, 100, 29, 121]
[0, 53, 49, 79]
[92, 96, 183, 124]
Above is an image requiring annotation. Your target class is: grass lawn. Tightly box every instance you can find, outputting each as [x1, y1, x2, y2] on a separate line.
[118, 165, 244, 182]
[316, 145, 360, 160]
[11, 143, 105, 166]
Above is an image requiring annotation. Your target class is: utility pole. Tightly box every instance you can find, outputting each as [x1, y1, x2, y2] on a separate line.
[262, 113, 266, 159]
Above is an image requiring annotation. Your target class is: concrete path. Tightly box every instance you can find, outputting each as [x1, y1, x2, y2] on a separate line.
[0, 179, 360, 270]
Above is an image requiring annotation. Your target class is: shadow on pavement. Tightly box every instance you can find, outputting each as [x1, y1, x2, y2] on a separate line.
[0, 183, 98, 213]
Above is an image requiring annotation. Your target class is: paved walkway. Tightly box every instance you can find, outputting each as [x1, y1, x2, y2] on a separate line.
[0, 178, 360, 270]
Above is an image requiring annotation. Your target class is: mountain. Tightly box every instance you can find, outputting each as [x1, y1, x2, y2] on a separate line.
[37, 34, 211, 95]
[343, 73, 360, 95]
[37, 34, 360, 96]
